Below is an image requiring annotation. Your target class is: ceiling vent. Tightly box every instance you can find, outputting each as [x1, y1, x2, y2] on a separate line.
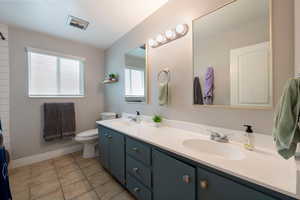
[67, 15, 89, 30]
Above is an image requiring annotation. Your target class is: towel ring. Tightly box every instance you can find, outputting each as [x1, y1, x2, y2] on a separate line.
[158, 68, 170, 84]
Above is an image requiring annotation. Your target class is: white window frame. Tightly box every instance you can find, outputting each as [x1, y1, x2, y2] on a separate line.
[27, 47, 85, 98]
[125, 66, 145, 98]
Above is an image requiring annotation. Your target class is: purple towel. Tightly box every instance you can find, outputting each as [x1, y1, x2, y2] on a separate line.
[204, 67, 214, 105]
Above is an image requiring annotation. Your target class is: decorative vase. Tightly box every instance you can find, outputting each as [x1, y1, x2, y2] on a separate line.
[154, 122, 161, 128]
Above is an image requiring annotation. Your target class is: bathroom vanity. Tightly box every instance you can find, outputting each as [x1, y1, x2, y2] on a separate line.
[97, 119, 299, 200]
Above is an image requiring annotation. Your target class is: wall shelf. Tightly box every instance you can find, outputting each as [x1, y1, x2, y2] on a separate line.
[103, 79, 118, 84]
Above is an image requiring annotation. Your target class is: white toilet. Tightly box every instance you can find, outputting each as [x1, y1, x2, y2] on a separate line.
[75, 112, 116, 158]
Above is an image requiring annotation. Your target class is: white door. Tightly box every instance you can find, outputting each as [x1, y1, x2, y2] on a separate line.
[230, 42, 272, 107]
[0, 24, 10, 151]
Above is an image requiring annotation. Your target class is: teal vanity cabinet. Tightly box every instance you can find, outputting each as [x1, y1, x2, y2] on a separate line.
[97, 125, 296, 200]
[197, 167, 277, 200]
[98, 126, 125, 184]
[152, 150, 196, 200]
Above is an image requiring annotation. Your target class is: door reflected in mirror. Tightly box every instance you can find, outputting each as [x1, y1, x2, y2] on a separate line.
[124, 44, 148, 103]
[193, 0, 272, 109]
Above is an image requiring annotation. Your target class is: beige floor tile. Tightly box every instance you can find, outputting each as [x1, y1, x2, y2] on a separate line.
[10, 182, 30, 194]
[71, 151, 83, 158]
[81, 163, 103, 177]
[30, 180, 61, 200]
[57, 162, 80, 177]
[54, 156, 75, 168]
[94, 180, 124, 200]
[73, 191, 99, 200]
[110, 191, 135, 200]
[10, 173, 32, 186]
[62, 180, 92, 200]
[12, 188, 30, 200]
[30, 169, 58, 186]
[59, 169, 85, 187]
[31, 160, 55, 177]
[35, 189, 64, 200]
[87, 171, 112, 188]
[75, 157, 99, 168]
[9, 165, 31, 177]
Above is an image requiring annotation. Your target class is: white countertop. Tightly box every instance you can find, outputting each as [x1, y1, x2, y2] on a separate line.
[97, 118, 299, 199]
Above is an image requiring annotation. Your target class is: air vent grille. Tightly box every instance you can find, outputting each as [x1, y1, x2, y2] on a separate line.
[67, 15, 89, 30]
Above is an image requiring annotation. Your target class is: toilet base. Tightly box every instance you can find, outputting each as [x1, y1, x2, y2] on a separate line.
[82, 143, 97, 158]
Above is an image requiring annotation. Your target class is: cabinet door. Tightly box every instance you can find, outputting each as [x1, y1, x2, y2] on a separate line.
[153, 150, 196, 200]
[98, 126, 110, 170]
[198, 167, 276, 200]
[109, 129, 125, 184]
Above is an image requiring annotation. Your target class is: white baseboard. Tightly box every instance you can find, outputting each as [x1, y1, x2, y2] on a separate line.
[11, 144, 83, 169]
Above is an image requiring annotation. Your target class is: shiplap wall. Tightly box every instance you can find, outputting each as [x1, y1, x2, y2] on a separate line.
[0, 24, 10, 151]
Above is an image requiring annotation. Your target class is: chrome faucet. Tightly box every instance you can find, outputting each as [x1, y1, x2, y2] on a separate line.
[208, 130, 229, 143]
[128, 111, 141, 123]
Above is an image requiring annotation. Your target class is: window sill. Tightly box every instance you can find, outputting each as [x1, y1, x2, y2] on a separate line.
[28, 95, 85, 99]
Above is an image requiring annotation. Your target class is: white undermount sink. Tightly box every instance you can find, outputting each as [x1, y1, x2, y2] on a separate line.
[182, 139, 246, 160]
[112, 119, 137, 127]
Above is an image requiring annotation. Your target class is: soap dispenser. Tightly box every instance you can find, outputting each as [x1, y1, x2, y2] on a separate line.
[243, 125, 254, 151]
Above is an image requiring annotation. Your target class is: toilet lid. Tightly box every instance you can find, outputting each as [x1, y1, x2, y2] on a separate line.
[77, 129, 98, 138]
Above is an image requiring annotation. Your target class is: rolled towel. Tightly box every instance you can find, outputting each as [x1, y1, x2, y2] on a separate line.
[159, 83, 168, 106]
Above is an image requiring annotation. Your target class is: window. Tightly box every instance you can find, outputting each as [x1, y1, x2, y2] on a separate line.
[125, 67, 145, 97]
[27, 48, 85, 97]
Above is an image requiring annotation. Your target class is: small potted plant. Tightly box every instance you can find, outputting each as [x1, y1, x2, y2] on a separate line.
[109, 73, 118, 81]
[152, 115, 162, 128]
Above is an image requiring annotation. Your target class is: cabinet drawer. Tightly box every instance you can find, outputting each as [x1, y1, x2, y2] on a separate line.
[126, 138, 151, 165]
[198, 167, 277, 200]
[126, 155, 151, 188]
[127, 174, 152, 200]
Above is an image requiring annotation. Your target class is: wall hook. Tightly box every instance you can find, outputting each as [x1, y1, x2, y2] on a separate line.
[0, 32, 6, 40]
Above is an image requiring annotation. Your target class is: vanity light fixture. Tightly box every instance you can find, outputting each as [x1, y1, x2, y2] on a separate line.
[175, 24, 188, 35]
[148, 38, 159, 48]
[156, 34, 167, 44]
[148, 24, 189, 48]
[165, 29, 176, 40]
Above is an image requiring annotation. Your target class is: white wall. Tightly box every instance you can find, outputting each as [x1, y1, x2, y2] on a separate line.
[296, 0, 300, 76]
[9, 26, 105, 159]
[0, 24, 10, 151]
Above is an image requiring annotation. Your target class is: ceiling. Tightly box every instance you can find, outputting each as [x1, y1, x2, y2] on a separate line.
[0, 0, 169, 49]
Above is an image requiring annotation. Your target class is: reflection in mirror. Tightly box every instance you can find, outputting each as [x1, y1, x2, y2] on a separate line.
[193, 0, 271, 108]
[124, 44, 148, 103]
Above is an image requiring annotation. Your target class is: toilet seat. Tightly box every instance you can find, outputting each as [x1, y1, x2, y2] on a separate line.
[76, 129, 98, 138]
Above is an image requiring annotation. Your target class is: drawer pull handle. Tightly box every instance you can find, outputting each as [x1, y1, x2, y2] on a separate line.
[132, 147, 139, 152]
[107, 135, 112, 139]
[133, 187, 140, 193]
[133, 168, 139, 173]
[200, 180, 208, 189]
[182, 175, 190, 184]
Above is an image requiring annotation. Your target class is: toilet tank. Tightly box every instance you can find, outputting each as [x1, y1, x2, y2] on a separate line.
[100, 112, 116, 120]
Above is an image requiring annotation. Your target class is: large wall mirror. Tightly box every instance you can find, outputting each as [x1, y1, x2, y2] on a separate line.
[124, 44, 148, 103]
[193, 0, 272, 108]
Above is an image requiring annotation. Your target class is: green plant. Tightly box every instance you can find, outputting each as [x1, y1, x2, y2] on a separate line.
[109, 73, 117, 79]
[152, 115, 162, 123]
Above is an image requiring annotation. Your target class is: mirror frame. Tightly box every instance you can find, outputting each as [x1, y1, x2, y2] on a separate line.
[124, 43, 150, 104]
[192, 0, 273, 110]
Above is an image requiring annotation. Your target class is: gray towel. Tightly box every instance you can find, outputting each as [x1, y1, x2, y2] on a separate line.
[60, 103, 76, 138]
[193, 77, 203, 105]
[43, 103, 61, 141]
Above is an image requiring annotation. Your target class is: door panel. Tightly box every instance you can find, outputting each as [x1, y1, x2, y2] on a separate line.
[98, 126, 110, 170]
[152, 150, 196, 200]
[109, 129, 125, 184]
[198, 167, 276, 200]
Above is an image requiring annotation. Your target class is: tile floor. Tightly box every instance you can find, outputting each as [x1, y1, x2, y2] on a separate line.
[9, 152, 135, 200]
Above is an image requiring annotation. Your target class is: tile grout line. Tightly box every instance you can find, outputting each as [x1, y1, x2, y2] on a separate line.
[53, 158, 66, 200]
